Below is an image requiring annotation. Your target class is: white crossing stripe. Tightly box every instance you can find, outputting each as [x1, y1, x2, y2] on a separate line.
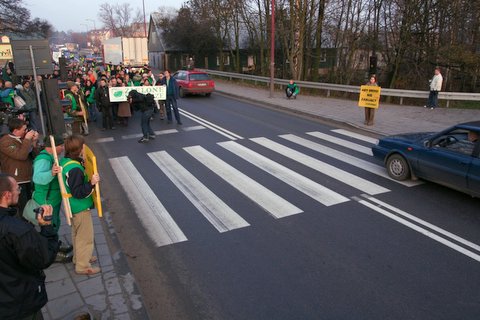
[251, 137, 390, 195]
[184, 146, 303, 218]
[109, 157, 187, 247]
[122, 129, 178, 140]
[179, 109, 244, 140]
[307, 131, 373, 155]
[331, 129, 379, 145]
[280, 134, 421, 187]
[183, 125, 206, 132]
[148, 151, 250, 232]
[218, 141, 349, 206]
[95, 137, 115, 143]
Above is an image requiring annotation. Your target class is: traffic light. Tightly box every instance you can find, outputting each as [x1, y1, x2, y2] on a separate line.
[369, 55, 377, 75]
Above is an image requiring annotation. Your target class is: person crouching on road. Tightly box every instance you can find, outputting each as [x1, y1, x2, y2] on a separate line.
[60, 135, 101, 275]
[128, 90, 156, 143]
[0, 173, 59, 320]
[286, 80, 299, 99]
[364, 75, 378, 126]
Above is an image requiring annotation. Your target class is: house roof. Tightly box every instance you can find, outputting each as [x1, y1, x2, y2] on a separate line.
[149, 12, 183, 52]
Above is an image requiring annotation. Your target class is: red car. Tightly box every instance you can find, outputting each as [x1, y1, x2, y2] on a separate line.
[173, 70, 215, 97]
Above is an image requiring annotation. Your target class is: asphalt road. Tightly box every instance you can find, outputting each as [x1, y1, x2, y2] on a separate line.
[91, 93, 480, 320]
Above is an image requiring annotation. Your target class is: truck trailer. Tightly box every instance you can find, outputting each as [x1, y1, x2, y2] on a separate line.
[102, 37, 148, 66]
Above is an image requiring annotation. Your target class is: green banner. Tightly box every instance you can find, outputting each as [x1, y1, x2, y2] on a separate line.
[108, 85, 166, 102]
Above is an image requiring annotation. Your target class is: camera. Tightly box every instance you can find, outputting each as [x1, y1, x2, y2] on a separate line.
[34, 207, 52, 221]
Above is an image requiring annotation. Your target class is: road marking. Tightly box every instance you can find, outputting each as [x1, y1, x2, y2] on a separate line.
[218, 141, 349, 206]
[148, 151, 250, 232]
[109, 156, 187, 247]
[95, 137, 115, 143]
[280, 134, 421, 187]
[184, 145, 303, 218]
[179, 109, 244, 140]
[307, 131, 373, 155]
[331, 129, 379, 145]
[356, 195, 480, 263]
[252, 137, 389, 195]
[122, 129, 178, 140]
[183, 125, 206, 132]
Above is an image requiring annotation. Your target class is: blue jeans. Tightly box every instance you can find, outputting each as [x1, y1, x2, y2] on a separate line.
[427, 90, 439, 108]
[166, 96, 181, 123]
[141, 108, 155, 138]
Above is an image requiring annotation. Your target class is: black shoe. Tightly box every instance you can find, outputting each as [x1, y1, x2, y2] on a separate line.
[138, 137, 149, 143]
[149, 134, 155, 140]
[111, 126, 116, 130]
[177, 121, 183, 125]
[59, 240, 73, 253]
[55, 251, 73, 263]
[167, 120, 172, 124]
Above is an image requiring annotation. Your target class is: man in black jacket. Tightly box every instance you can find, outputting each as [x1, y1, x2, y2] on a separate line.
[128, 90, 156, 143]
[0, 173, 59, 320]
[94, 78, 115, 131]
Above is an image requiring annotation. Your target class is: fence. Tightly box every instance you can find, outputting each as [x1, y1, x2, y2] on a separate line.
[201, 69, 480, 108]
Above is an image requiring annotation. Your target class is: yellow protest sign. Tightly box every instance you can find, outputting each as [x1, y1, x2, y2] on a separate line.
[83, 144, 103, 217]
[358, 85, 381, 109]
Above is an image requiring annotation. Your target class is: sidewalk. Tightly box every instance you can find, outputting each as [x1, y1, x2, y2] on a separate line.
[214, 80, 480, 136]
[41, 209, 149, 319]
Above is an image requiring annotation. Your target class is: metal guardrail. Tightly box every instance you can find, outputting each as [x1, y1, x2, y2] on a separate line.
[202, 69, 480, 108]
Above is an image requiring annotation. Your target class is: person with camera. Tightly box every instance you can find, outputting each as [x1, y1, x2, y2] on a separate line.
[0, 118, 40, 217]
[0, 173, 59, 320]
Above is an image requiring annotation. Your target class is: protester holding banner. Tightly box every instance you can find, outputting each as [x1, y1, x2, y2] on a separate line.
[364, 75, 378, 126]
[60, 135, 101, 275]
[32, 135, 74, 263]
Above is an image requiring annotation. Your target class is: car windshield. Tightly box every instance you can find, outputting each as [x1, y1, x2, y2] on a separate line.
[189, 73, 210, 81]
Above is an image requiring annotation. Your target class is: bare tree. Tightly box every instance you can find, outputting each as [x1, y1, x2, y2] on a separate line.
[0, 0, 51, 37]
[98, 2, 143, 37]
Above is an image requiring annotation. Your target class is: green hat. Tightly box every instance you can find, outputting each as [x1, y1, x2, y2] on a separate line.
[44, 135, 65, 147]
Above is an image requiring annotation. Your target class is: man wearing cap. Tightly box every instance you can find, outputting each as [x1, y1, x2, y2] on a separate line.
[32, 135, 73, 263]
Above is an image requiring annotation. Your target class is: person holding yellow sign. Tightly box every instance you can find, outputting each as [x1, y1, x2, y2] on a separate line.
[60, 135, 101, 275]
[363, 75, 378, 126]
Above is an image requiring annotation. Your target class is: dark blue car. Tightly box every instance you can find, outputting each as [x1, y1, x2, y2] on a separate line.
[372, 121, 480, 197]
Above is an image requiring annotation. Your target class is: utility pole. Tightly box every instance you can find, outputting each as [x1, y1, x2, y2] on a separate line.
[269, 0, 275, 98]
[142, 0, 147, 37]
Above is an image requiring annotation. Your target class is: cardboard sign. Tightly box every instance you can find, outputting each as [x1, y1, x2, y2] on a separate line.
[0, 44, 13, 60]
[109, 85, 166, 102]
[83, 144, 102, 217]
[358, 85, 381, 109]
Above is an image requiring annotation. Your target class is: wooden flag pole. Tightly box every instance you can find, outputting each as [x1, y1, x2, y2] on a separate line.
[49, 135, 73, 226]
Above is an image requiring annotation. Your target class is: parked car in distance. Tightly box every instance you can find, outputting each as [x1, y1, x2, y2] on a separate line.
[372, 121, 480, 197]
[173, 70, 215, 97]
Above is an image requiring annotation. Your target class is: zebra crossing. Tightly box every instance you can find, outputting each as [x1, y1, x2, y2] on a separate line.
[109, 129, 419, 248]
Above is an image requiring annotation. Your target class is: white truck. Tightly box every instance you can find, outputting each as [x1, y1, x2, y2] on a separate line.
[102, 37, 148, 66]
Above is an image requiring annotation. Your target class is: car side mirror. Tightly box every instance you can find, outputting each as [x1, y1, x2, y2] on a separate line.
[424, 140, 431, 148]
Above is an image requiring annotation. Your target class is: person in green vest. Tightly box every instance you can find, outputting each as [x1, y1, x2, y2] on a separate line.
[32, 135, 74, 263]
[285, 79, 300, 99]
[65, 82, 87, 135]
[60, 135, 101, 275]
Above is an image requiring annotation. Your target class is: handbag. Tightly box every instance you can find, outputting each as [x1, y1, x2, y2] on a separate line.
[22, 196, 41, 225]
[14, 95, 26, 109]
[23, 183, 52, 226]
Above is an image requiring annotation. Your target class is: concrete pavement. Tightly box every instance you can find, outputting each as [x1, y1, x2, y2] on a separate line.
[214, 80, 480, 136]
[41, 208, 148, 319]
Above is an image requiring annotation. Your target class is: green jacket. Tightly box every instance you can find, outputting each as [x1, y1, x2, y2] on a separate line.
[32, 150, 62, 206]
[60, 158, 93, 214]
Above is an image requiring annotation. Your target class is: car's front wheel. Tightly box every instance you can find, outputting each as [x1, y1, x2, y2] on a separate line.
[386, 154, 410, 181]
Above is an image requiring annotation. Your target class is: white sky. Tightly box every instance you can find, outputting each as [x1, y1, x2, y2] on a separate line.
[25, 0, 184, 32]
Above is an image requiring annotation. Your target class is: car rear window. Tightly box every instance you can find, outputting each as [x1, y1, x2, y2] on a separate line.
[189, 73, 210, 81]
